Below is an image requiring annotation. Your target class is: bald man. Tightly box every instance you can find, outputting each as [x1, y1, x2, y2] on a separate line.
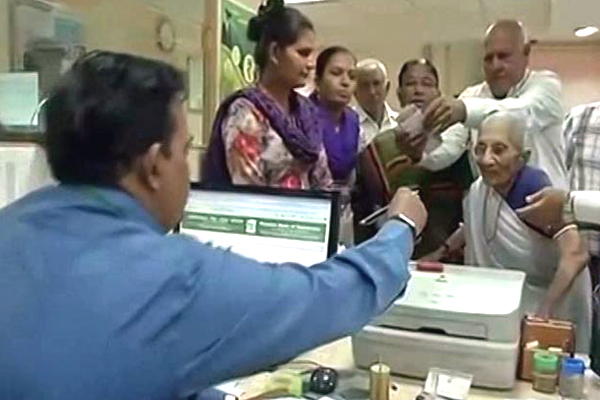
[354, 59, 399, 150]
[417, 20, 568, 189]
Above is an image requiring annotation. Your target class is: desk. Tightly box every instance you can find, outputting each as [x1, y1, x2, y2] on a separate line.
[293, 337, 600, 400]
[0, 127, 44, 144]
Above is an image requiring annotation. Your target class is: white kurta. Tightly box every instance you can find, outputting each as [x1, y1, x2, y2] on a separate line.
[464, 178, 591, 352]
[420, 70, 568, 189]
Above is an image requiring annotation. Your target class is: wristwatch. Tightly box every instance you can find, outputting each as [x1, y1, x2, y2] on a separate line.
[390, 213, 421, 241]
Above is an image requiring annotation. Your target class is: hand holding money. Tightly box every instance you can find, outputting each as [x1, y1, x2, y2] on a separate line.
[394, 104, 427, 162]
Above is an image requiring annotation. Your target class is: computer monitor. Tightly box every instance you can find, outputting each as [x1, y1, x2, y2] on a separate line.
[178, 184, 340, 266]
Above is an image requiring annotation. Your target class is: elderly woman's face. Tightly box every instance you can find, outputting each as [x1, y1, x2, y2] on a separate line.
[473, 122, 524, 193]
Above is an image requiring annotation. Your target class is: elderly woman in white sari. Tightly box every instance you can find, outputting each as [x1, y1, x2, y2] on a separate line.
[423, 111, 592, 352]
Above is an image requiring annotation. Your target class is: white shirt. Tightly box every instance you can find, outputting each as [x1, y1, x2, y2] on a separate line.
[355, 103, 398, 152]
[419, 70, 568, 189]
[571, 191, 600, 226]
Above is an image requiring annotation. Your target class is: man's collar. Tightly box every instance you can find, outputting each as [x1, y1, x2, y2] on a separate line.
[66, 184, 167, 234]
[355, 104, 372, 123]
[507, 69, 531, 97]
[484, 69, 532, 99]
[384, 102, 399, 120]
[356, 102, 397, 124]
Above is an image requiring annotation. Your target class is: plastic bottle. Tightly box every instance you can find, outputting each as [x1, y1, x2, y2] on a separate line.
[532, 351, 559, 394]
[559, 357, 585, 399]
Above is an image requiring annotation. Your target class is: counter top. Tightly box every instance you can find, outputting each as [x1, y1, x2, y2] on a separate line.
[0, 128, 44, 144]
[293, 337, 600, 400]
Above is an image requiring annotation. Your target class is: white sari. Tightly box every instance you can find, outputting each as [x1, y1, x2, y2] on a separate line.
[464, 178, 592, 352]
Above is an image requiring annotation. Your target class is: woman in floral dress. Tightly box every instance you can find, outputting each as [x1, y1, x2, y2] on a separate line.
[202, 0, 332, 190]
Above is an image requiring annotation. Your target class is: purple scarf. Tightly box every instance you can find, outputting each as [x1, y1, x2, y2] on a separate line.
[310, 93, 360, 181]
[202, 87, 323, 184]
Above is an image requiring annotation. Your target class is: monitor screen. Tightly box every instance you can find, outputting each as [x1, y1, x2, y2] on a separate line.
[179, 184, 340, 266]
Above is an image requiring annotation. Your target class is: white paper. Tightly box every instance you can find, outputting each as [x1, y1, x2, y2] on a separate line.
[424, 368, 472, 400]
[215, 381, 245, 397]
[0, 73, 40, 126]
[398, 106, 424, 139]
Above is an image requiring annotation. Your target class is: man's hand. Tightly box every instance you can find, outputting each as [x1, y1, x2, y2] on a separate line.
[516, 187, 568, 233]
[395, 128, 427, 163]
[423, 97, 466, 135]
[386, 187, 428, 236]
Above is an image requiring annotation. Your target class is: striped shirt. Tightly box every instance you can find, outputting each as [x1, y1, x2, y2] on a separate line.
[564, 101, 600, 253]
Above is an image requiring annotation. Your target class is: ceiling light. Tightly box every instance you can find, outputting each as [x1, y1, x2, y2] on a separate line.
[574, 26, 599, 37]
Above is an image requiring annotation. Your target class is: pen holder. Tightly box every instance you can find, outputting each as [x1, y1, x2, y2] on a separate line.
[370, 362, 390, 400]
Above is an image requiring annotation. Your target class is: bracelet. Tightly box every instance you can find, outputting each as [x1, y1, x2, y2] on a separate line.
[390, 213, 421, 242]
[552, 223, 577, 240]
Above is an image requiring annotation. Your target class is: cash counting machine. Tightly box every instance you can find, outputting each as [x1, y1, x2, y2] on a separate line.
[353, 263, 526, 389]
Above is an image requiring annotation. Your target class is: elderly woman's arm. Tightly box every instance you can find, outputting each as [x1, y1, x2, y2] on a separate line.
[537, 228, 589, 318]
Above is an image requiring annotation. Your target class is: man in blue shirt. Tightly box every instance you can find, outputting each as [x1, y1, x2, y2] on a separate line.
[0, 51, 426, 400]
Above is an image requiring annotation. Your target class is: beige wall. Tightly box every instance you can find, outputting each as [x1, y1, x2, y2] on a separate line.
[61, 0, 201, 64]
[0, 0, 10, 72]
[1, 0, 205, 179]
[353, 39, 484, 110]
[60, 0, 205, 180]
[368, 38, 600, 117]
[378, 39, 600, 113]
[530, 43, 600, 111]
[428, 40, 484, 98]
[352, 42, 424, 110]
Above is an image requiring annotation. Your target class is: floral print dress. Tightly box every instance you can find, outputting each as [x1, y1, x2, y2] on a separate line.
[221, 98, 332, 190]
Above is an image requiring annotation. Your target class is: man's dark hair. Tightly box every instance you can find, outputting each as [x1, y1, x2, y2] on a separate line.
[44, 51, 185, 186]
[247, 0, 314, 71]
[397, 58, 439, 88]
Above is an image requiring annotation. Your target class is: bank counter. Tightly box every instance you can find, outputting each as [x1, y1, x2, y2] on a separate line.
[287, 338, 600, 400]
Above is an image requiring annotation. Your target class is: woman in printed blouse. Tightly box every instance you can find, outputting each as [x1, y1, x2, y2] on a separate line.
[202, 0, 332, 189]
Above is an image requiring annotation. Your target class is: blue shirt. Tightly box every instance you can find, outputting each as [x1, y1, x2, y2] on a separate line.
[506, 165, 552, 210]
[0, 185, 413, 400]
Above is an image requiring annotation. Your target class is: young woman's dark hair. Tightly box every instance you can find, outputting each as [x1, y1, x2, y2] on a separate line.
[247, 0, 314, 71]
